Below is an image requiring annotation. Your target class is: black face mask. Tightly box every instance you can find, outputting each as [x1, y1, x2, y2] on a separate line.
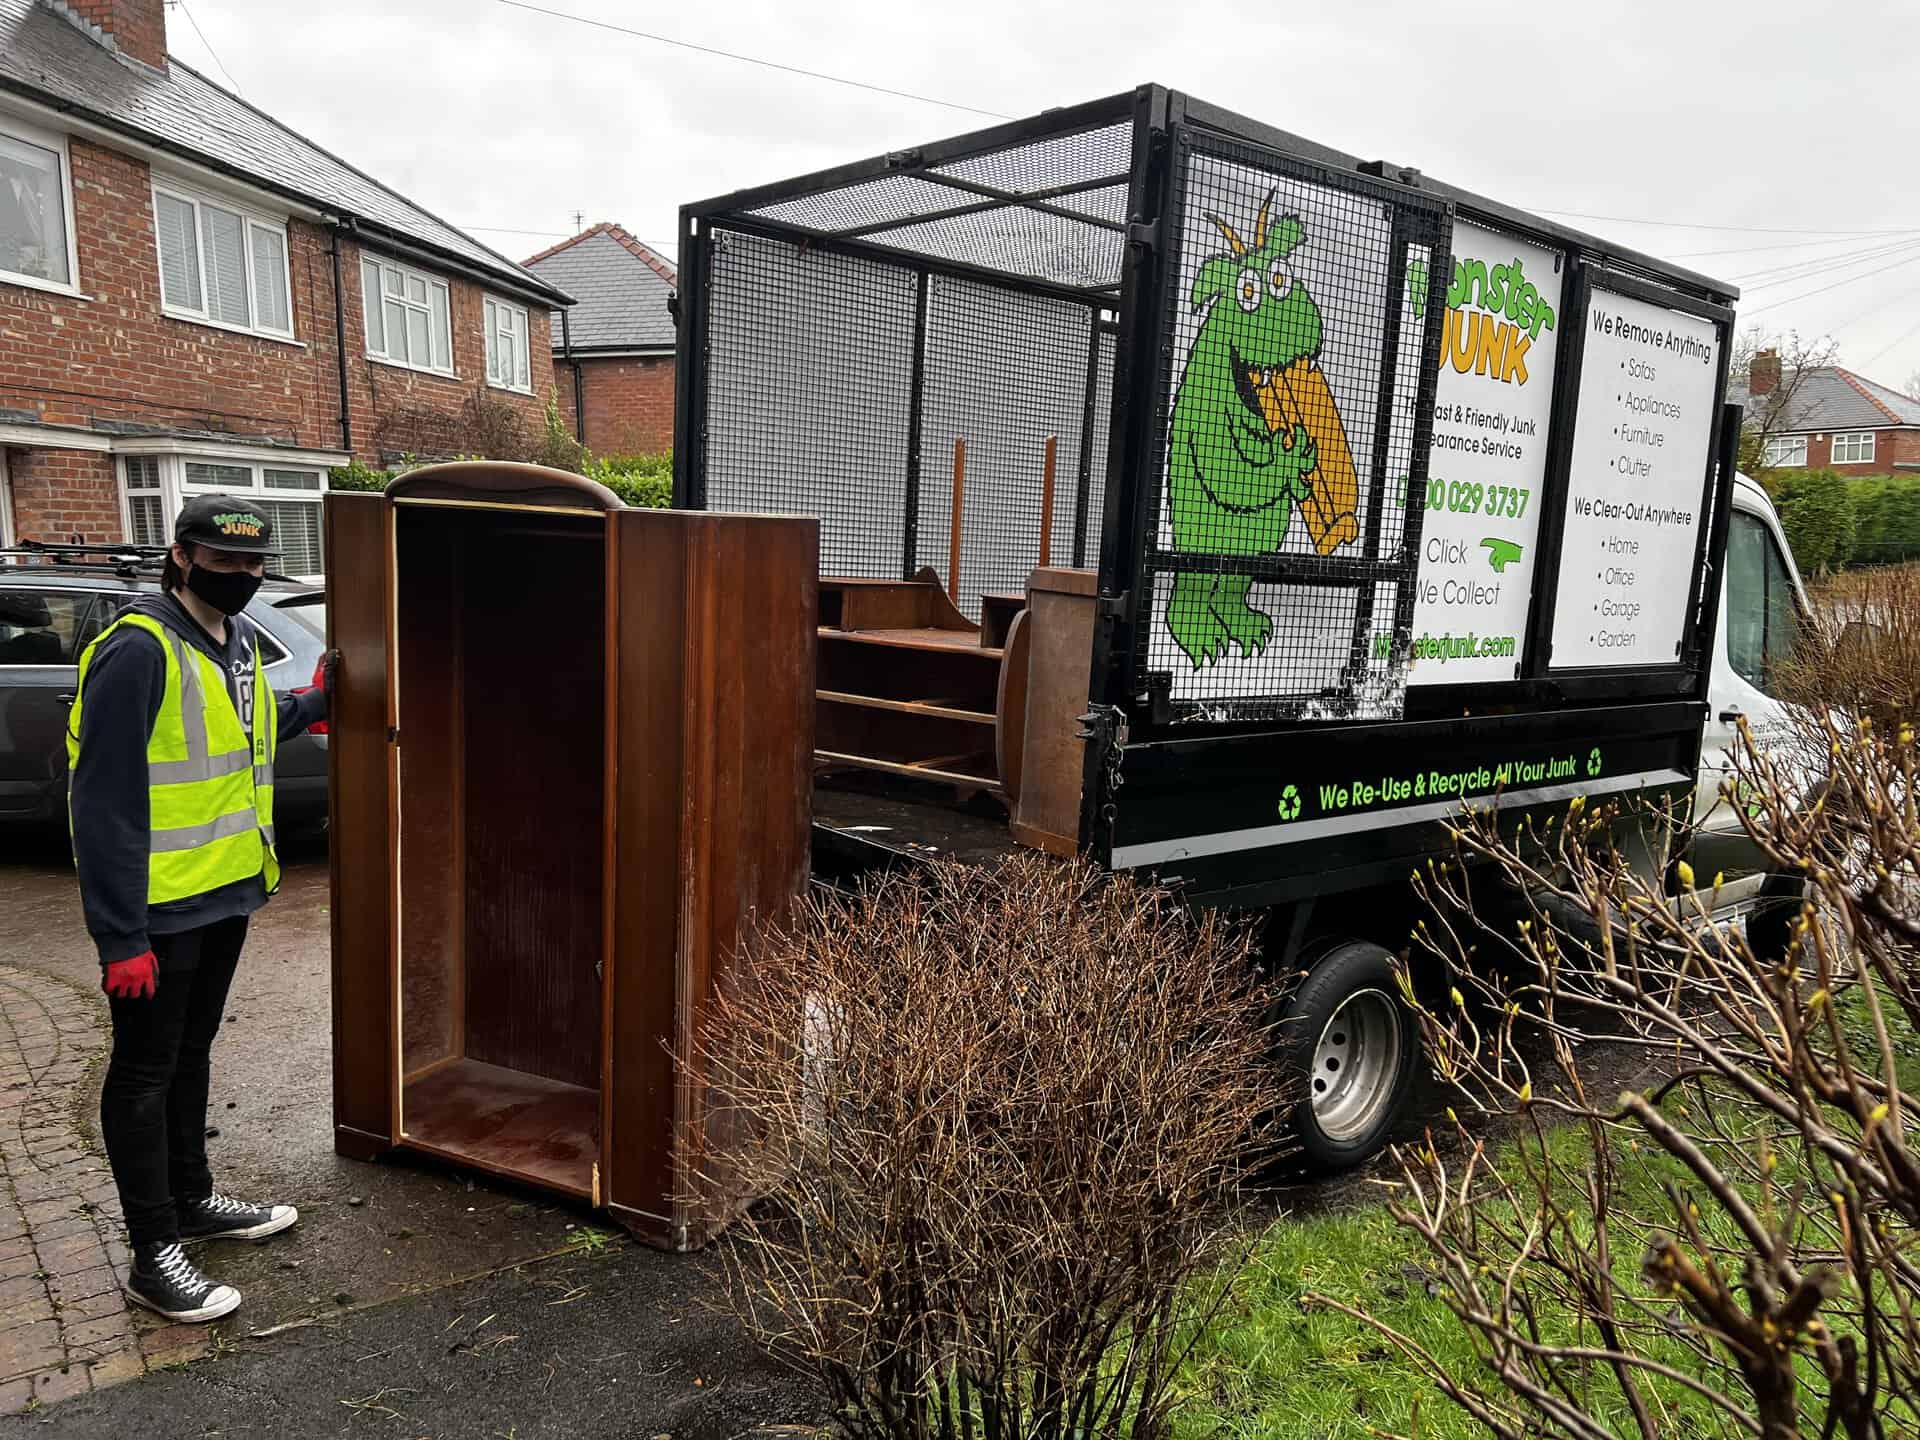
[184, 564, 263, 617]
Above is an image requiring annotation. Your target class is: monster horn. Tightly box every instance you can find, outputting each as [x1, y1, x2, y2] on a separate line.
[1202, 211, 1247, 257]
[1253, 189, 1276, 250]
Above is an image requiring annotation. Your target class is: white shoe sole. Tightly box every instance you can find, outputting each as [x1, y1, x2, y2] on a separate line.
[124, 1280, 241, 1323]
[183, 1204, 299, 1243]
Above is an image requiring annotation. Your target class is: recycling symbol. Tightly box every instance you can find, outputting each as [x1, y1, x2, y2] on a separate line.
[1586, 747, 1604, 778]
[1277, 784, 1302, 821]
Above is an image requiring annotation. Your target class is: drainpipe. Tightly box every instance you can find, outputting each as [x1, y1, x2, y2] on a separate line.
[561, 307, 585, 444]
[327, 222, 355, 455]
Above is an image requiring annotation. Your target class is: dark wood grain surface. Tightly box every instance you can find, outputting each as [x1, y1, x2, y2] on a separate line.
[325, 493, 397, 1154]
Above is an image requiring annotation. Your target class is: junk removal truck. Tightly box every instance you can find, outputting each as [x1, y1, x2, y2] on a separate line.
[324, 86, 1805, 1243]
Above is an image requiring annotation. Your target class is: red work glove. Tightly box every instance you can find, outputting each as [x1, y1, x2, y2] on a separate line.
[103, 952, 158, 1000]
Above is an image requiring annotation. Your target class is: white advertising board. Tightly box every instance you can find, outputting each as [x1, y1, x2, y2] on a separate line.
[1550, 290, 1720, 670]
[1408, 222, 1562, 685]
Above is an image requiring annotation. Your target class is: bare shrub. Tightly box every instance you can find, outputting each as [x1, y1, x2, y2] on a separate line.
[1782, 564, 1920, 733]
[694, 855, 1282, 1440]
[372, 390, 532, 464]
[1321, 709, 1920, 1439]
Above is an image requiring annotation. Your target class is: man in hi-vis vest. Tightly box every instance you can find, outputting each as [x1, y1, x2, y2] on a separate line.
[68, 494, 331, 1323]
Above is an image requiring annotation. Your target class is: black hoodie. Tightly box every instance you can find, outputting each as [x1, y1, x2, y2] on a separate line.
[68, 592, 326, 968]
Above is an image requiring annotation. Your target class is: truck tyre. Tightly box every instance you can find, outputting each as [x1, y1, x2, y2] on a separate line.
[1275, 940, 1420, 1171]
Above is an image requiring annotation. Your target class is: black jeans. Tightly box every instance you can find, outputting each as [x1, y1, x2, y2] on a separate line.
[100, 918, 246, 1248]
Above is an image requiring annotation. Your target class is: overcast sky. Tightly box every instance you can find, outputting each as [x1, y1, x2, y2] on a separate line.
[170, 0, 1920, 390]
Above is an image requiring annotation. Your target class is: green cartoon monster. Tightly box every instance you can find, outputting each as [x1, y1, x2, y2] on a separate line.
[1165, 192, 1360, 668]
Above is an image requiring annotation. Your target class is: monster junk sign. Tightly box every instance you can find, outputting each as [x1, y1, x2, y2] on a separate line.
[1135, 129, 1451, 724]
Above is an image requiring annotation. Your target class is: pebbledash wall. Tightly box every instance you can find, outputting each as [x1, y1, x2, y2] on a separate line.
[552, 353, 674, 455]
[0, 133, 555, 554]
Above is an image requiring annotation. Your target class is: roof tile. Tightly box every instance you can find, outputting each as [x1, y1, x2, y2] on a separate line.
[0, 0, 568, 303]
[524, 223, 676, 353]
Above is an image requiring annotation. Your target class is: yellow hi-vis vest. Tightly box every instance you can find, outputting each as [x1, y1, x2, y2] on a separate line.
[67, 612, 280, 904]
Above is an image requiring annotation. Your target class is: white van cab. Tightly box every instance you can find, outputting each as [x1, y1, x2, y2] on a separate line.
[1692, 472, 1810, 947]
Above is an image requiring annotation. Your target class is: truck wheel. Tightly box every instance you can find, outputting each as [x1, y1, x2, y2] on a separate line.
[1276, 940, 1420, 1171]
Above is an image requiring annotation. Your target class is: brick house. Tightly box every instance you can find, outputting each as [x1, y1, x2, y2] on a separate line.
[523, 223, 675, 456]
[0, 0, 573, 576]
[1732, 349, 1920, 475]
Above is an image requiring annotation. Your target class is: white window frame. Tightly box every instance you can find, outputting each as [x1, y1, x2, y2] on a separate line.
[150, 177, 297, 343]
[361, 253, 455, 377]
[0, 115, 83, 298]
[0, 449, 13, 550]
[117, 451, 335, 582]
[483, 295, 532, 394]
[1762, 434, 1808, 467]
[1831, 431, 1875, 464]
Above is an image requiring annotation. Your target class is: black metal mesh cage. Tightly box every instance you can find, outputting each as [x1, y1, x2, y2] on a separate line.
[688, 108, 1135, 617]
[1133, 129, 1450, 723]
[702, 231, 919, 578]
[683, 96, 1449, 723]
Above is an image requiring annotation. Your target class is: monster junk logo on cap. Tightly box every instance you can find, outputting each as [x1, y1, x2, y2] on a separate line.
[175, 493, 279, 553]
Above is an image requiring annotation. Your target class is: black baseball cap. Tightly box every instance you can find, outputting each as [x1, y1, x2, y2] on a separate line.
[174, 493, 280, 555]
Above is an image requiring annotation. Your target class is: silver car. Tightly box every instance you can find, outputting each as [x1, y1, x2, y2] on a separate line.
[0, 552, 328, 831]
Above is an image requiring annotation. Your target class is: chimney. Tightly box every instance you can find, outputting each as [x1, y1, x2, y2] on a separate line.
[1749, 348, 1781, 397]
[60, 1, 167, 69]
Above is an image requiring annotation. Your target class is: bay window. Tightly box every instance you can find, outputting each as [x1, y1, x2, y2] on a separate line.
[119, 452, 335, 580]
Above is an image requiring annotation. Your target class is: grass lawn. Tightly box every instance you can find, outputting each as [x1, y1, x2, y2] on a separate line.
[1171, 1190, 1479, 1439]
[1170, 1113, 1867, 1439]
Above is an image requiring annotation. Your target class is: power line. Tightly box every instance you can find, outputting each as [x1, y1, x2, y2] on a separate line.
[1668, 232, 1920, 260]
[1863, 311, 1920, 368]
[1532, 208, 1920, 237]
[1747, 244, 1920, 316]
[170, 0, 243, 96]
[1734, 236, 1920, 289]
[494, 0, 1010, 120]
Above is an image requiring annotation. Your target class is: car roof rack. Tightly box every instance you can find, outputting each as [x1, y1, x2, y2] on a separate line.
[0, 541, 167, 577]
[0, 541, 304, 586]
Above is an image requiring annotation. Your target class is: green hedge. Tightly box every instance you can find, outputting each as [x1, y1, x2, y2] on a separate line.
[583, 453, 671, 508]
[1848, 474, 1920, 567]
[1765, 469, 1857, 575]
[327, 451, 673, 509]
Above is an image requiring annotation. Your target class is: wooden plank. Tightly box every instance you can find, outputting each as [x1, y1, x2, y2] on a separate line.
[324, 492, 396, 1156]
[949, 438, 966, 603]
[818, 627, 1005, 658]
[605, 511, 689, 1241]
[671, 512, 817, 1251]
[1039, 434, 1057, 567]
[995, 608, 1032, 804]
[1010, 571, 1098, 856]
[816, 690, 995, 725]
[400, 1058, 597, 1200]
[815, 749, 998, 788]
[605, 510, 816, 1250]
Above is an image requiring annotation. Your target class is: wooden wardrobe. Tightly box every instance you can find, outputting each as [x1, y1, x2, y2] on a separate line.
[323, 463, 815, 1251]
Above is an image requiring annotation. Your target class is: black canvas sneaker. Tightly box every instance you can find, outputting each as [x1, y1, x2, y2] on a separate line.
[178, 1191, 300, 1242]
[126, 1241, 241, 1322]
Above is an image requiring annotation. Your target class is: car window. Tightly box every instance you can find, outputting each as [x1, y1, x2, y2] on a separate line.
[274, 595, 326, 639]
[252, 624, 291, 667]
[1725, 512, 1797, 697]
[0, 589, 112, 666]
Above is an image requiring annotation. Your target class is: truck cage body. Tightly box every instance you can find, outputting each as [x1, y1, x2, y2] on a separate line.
[673, 84, 1741, 908]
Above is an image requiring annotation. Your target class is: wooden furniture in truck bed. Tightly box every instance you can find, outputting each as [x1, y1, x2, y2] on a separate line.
[810, 564, 1098, 856]
[325, 462, 815, 1251]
